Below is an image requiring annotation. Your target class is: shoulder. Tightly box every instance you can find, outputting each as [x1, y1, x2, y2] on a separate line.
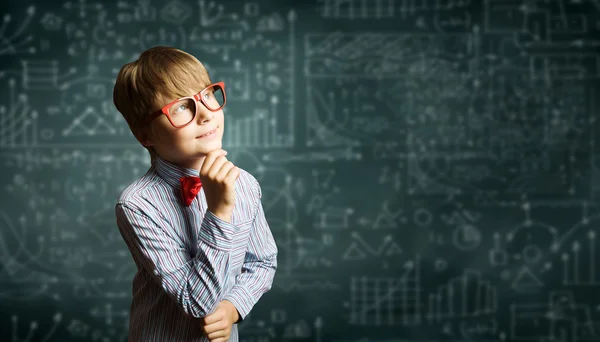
[235, 167, 262, 215]
[116, 170, 164, 213]
[235, 167, 261, 200]
[234, 167, 262, 221]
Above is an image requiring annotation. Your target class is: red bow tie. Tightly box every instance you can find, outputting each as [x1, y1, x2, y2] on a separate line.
[180, 176, 202, 206]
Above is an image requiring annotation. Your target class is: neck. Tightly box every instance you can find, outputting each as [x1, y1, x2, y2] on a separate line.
[158, 154, 208, 172]
[187, 156, 207, 171]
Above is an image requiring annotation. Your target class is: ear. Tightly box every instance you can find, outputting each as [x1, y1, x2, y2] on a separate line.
[134, 128, 154, 147]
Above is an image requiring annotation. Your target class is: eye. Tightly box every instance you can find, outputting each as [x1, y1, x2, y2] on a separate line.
[175, 104, 187, 113]
[203, 92, 211, 101]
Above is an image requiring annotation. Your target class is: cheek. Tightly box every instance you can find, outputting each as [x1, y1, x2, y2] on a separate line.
[151, 119, 176, 141]
[176, 126, 201, 144]
[154, 125, 184, 147]
[216, 111, 225, 125]
[174, 130, 195, 145]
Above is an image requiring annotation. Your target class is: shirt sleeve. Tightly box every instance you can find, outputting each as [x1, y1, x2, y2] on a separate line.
[115, 201, 238, 318]
[223, 181, 278, 322]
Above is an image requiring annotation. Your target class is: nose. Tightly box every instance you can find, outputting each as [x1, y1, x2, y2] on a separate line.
[195, 102, 214, 124]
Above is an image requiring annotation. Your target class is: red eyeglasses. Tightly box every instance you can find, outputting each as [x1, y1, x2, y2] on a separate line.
[144, 81, 226, 128]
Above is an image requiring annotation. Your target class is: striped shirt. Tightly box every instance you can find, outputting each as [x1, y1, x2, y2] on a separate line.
[115, 155, 278, 341]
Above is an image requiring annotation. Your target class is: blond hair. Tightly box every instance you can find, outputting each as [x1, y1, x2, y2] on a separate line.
[113, 46, 213, 163]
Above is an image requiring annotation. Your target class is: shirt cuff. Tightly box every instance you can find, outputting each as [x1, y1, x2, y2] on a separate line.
[199, 210, 239, 251]
[223, 285, 254, 322]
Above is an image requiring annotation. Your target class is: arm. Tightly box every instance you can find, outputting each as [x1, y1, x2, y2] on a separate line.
[115, 202, 238, 318]
[223, 182, 278, 322]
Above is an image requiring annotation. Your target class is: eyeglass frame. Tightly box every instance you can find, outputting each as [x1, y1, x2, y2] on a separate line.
[144, 81, 226, 128]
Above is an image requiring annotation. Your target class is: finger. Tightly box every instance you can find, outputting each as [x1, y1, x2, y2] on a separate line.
[224, 165, 241, 184]
[215, 161, 235, 182]
[210, 337, 228, 342]
[200, 149, 227, 175]
[204, 319, 227, 333]
[207, 156, 229, 179]
[200, 150, 224, 176]
[207, 328, 227, 340]
[203, 311, 223, 326]
[203, 322, 220, 335]
[202, 323, 213, 335]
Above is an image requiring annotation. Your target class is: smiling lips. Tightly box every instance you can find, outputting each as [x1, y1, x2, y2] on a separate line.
[197, 126, 218, 139]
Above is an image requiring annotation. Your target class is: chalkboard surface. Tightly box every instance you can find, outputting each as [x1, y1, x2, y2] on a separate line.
[1, 0, 599, 341]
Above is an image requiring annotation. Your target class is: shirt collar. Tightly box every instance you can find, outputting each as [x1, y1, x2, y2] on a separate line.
[154, 154, 200, 189]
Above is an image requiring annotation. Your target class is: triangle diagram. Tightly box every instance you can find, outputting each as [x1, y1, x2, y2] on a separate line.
[62, 106, 116, 136]
[374, 213, 395, 229]
[512, 266, 543, 291]
[342, 242, 366, 260]
[384, 241, 402, 256]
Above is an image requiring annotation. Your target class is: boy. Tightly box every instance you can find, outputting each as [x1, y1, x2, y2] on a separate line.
[112, 46, 278, 341]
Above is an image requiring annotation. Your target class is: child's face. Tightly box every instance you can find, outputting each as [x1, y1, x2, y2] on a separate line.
[142, 87, 225, 168]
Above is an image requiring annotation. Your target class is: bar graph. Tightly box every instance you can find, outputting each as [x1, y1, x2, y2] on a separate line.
[224, 105, 291, 147]
[0, 91, 38, 148]
[348, 257, 421, 326]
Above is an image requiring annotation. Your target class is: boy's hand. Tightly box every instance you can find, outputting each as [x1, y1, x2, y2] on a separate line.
[200, 149, 241, 222]
[202, 300, 239, 342]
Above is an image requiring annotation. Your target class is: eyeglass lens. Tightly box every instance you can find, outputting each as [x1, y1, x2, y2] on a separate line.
[167, 84, 225, 126]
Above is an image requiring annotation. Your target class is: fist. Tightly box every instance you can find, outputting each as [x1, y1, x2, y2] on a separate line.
[200, 149, 241, 222]
[201, 300, 239, 342]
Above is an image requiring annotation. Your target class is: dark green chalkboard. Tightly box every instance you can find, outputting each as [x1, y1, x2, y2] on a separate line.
[1, 0, 600, 341]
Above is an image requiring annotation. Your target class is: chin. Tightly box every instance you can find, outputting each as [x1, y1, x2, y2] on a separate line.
[197, 139, 222, 152]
